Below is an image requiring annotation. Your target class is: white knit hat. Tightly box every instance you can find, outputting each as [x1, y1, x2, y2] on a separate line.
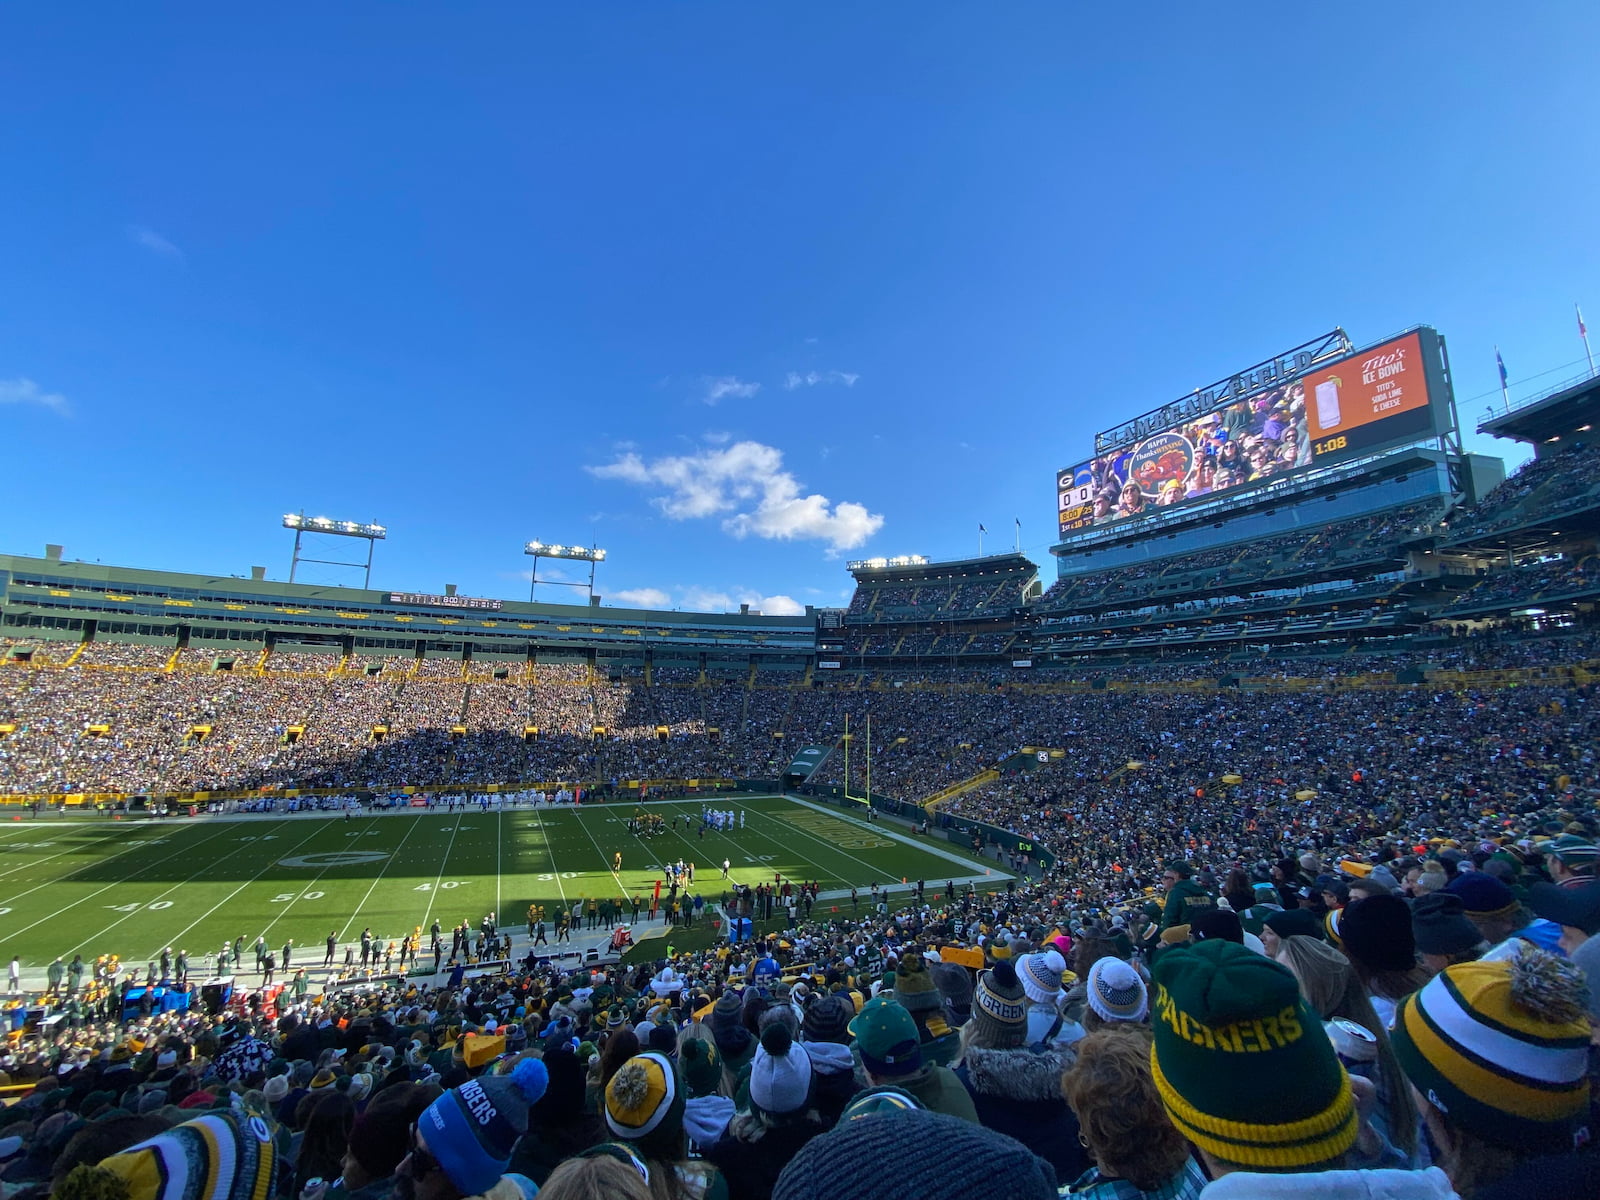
[1085, 957, 1148, 1023]
[749, 1025, 813, 1114]
[1018, 949, 1066, 1005]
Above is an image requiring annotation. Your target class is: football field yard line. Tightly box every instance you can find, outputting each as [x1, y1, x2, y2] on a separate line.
[3, 820, 250, 945]
[733, 803, 893, 885]
[62, 820, 297, 956]
[338, 812, 427, 941]
[161, 819, 332, 959]
[571, 806, 630, 896]
[533, 808, 567, 907]
[0, 823, 169, 888]
[496, 807, 502, 918]
[418, 813, 464, 935]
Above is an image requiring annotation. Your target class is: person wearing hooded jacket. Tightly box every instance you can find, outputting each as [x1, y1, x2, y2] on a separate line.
[950, 961, 1088, 1182]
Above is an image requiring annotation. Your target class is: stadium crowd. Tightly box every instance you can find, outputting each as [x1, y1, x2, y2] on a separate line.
[9, 756, 1600, 1199]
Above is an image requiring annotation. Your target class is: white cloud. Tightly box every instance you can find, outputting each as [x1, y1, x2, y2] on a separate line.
[128, 224, 183, 258]
[611, 584, 806, 616]
[587, 439, 884, 551]
[0, 378, 70, 415]
[702, 376, 760, 405]
[612, 587, 673, 609]
[784, 370, 859, 390]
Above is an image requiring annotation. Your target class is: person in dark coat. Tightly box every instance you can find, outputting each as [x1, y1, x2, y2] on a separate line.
[950, 961, 1088, 1183]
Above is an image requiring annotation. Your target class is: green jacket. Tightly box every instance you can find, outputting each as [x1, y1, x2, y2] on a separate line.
[1161, 879, 1216, 929]
[899, 1063, 979, 1123]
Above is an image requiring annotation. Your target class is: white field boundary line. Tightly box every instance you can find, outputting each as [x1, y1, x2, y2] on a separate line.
[2, 821, 251, 943]
[336, 811, 429, 942]
[418, 813, 464, 935]
[61, 821, 300, 956]
[155, 819, 334, 960]
[496, 807, 502, 918]
[533, 808, 568, 907]
[784, 794, 1016, 880]
[0, 824, 176, 892]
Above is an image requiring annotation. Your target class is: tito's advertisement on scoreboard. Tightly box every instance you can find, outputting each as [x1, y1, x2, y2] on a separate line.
[1057, 329, 1443, 536]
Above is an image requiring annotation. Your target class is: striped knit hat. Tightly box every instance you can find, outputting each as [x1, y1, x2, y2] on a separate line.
[1391, 947, 1591, 1151]
[98, 1112, 279, 1200]
[1085, 957, 1148, 1023]
[970, 962, 1027, 1046]
[1150, 939, 1356, 1169]
[604, 1052, 685, 1153]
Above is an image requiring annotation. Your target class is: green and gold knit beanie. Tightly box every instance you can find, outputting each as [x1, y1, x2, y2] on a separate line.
[1149, 939, 1355, 1170]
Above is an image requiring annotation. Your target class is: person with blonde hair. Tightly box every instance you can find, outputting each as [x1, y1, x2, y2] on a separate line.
[1275, 933, 1420, 1165]
[1060, 1028, 1205, 1198]
[537, 1146, 654, 1200]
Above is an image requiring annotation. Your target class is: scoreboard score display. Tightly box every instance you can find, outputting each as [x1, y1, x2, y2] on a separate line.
[1058, 327, 1449, 536]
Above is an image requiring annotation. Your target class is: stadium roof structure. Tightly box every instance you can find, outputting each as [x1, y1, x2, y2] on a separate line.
[0, 552, 813, 657]
[1477, 368, 1600, 447]
[846, 551, 1037, 584]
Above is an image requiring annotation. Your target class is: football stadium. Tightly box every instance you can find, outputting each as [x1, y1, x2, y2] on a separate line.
[8, 13, 1600, 1199]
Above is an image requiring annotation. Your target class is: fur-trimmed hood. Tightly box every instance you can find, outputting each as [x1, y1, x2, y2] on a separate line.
[956, 1046, 1066, 1101]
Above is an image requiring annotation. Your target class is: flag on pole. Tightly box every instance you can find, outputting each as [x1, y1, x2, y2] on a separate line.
[1580, 304, 1589, 339]
[1496, 349, 1508, 390]
[978, 523, 988, 533]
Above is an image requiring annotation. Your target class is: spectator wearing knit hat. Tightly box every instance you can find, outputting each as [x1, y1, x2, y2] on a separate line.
[1392, 945, 1593, 1198]
[338, 1081, 440, 1200]
[397, 1059, 548, 1200]
[929, 961, 973, 1029]
[1016, 948, 1077, 1049]
[1527, 880, 1600, 957]
[790, 995, 859, 1127]
[1546, 833, 1599, 889]
[705, 1026, 827, 1200]
[1061, 1029, 1208, 1200]
[507, 1048, 604, 1188]
[1081, 958, 1149, 1031]
[603, 1051, 723, 1200]
[1149, 939, 1454, 1197]
[1336, 895, 1430, 1031]
[951, 962, 1087, 1183]
[1411, 894, 1489, 975]
[1445, 874, 1563, 956]
[848, 996, 976, 1123]
[771, 1108, 1057, 1200]
[890, 952, 960, 1065]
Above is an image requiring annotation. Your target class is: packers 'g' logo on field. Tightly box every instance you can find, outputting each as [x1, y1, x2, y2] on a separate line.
[277, 850, 390, 869]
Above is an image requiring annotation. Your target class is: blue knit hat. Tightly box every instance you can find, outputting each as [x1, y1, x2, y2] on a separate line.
[417, 1058, 548, 1195]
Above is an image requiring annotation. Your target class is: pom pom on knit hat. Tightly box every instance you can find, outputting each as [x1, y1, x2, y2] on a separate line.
[416, 1057, 548, 1196]
[605, 1052, 685, 1149]
[1392, 946, 1591, 1152]
[1085, 958, 1148, 1024]
[892, 952, 939, 1015]
[750, 1023, 813, 1114]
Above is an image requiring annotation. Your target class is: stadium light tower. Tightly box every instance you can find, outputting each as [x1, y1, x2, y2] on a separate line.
[283, 513, 387, 588]
[523, 540, 606, 603]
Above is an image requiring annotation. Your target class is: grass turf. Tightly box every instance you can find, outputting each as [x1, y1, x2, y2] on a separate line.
[0, 795, 1006, 971]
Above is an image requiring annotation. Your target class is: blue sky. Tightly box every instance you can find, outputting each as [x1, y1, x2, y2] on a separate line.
[2, 4, 1596, 614]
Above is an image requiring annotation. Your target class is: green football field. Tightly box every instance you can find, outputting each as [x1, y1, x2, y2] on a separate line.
[0, 796, 1005, 977]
